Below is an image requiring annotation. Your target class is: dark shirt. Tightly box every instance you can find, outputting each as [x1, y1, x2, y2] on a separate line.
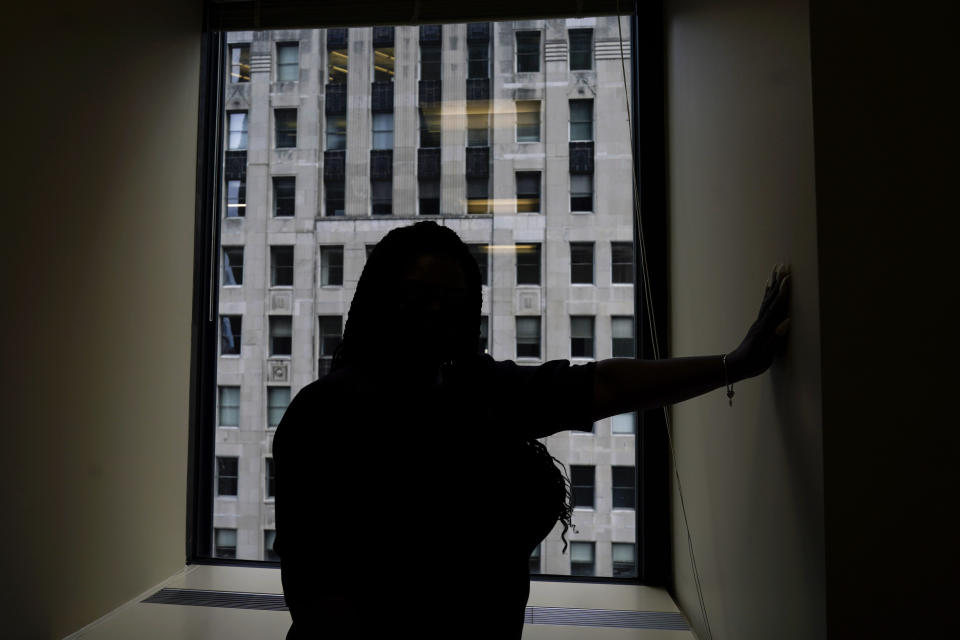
[272, 352, 597, 639]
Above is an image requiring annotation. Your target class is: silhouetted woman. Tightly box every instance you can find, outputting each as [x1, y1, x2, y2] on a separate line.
[272, 220, 791, 639]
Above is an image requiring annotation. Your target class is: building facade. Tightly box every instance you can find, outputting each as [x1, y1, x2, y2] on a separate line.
[214, 16, 639, 578]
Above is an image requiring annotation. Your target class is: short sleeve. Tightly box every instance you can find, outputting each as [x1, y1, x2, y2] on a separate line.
[486, 356, 597, 439]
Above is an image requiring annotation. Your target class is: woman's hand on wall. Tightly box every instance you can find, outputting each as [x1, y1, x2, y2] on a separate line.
[727, 264, 792, 382]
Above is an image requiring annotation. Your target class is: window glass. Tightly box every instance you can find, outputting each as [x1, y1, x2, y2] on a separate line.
[230, 45, 250, 82]
[468, 42, 489, 79]
[529, 543, 542, 574]
[325, 181, 345, 217]
[265, 529, 280, 561]
[374, 47, 395, 82]
[516, 31, 540, 72]
[420, 109, 442, 147]
[570, 99, 593, 141]
[420, 42, 441, 81]
[612, 316, 635, 357]
[516, 171, 540, 212]
[273, 177, 295, 217]
[571, 174, 593, 212]
[372, 113, 394, 149]
[269, 316, 292, 356]
[225, 179, 246, 217]
[467, 177, 489, 214]
[220, 315, 241, 355]
[223, 247, 243, 285]
[571, 465, 594, 507]
[275, 109, 297, 148]
[371, 179, 392, 215]
[318, 316, 342, 377]
[328, 48, 348, 83]
[216, 457, 238, 496]
[570, 242, 594, 283]
[569, 29, 593, 70]
[516, 101, 540, 142]
[218, 386, 240, 426]
[277, 43, 299, 82]
[468, 244, 489, 286]
[214, 528, 237, 558]
[612, 466, 636, 509]
[467, 110, 489, 146]
[516, 316, 541, 358]
[611, 412, 636, 435]
[265, 458, 276, 498]
[227, 112, 247, 150]
[326, 115, 346, 150]
[516, 243, 541, 285]
[570, 541, 595, 576]
[267, 387, 290, 428]
[612, 542, 636, 578]
[321, 246, 344, 285]
[271, 246, 294, 287]
[571, 316, 594, 358]
[611, 242, 635, 284]
[419, 178, 440, 215]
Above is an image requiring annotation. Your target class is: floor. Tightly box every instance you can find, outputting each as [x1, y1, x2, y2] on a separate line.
[66, 565, 696, 639]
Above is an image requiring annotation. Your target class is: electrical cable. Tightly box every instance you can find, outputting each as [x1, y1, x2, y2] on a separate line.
[616, 4, 714, 639]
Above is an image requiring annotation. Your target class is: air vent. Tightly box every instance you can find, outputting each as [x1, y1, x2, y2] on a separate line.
[142, 589, 689, 630]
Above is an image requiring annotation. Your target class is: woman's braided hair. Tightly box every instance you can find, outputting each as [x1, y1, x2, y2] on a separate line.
[329, 220, 577, 554]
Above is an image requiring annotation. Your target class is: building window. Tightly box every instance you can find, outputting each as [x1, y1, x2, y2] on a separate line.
[327, 43, 348, 83]
[265, 458, 276, 498]
[516, 31, 541, 72]
[516, 171, 540, 213]
[468, 244, 489, 286]
[467, 109, 489, 146]
[468, 41, 489, 79]
[570, 541, 595, 576]
[220, 315, 242, 355]
[269, 316, 292, 356]
[570, 242, 594, 284]
[226, 179, 246, 217]
[612, 542, 637, 578]
[222, 247, 243, 286]
[479, 315, 488, 354]
[326, 115, 346, 150]
[372, 112, 394, 149]
[420, 109, 441, 147]
[265, 529, 280, 562]
[420, 40, 441, 81]
[529, 543, 542, 574]
[230, 44, 250, 83]
[227, 111, 248, 150]
[373, 46, 395, 82]
[611, 242, 635, 284]
[571, 465, 594, 508]
[571, 174, 593, 212]
[516, 243, 541, 285]
[419, 178, 440, 215]
[318, 316, 342, 377]
[467, 177, 489, 214]
[611, 412, 637, 435]
[321, 246, 344, 286]
[218, 386, 240, 427]
[275, 108, 297, 148]
[325, 181, 345, 217]
[516, 316, 541, 358]
[214, 528, 237, 559]
[571, 316, 595, 359]
[216, 457, 238, 496]
[371, 179, 392, 215]
[516, 101, 540, 142]
[277, 43, 299, 82]
[612, 316, 635, 357]
[569, 29, 593, 70]
[271, 246, 294, 287]
[612, 466, 636, 509]
[569, 99, 594, 140]
[273, 177, 295, 217]
[267, 387, 290, 428]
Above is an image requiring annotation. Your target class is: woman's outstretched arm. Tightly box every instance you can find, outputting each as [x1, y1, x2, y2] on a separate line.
[591, 264, 792, 421]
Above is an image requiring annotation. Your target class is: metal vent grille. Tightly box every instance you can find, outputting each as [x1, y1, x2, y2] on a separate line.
[143, 589, 690, 630]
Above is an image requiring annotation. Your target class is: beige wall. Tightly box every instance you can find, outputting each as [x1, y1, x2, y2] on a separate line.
[664, 0, 825, 637]
[0, 2, 202, 637]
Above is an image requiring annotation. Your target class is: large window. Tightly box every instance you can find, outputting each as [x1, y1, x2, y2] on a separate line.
[195, 14, 665, 577]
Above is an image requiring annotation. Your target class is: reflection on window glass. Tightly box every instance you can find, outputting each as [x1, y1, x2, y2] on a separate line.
[570, 541, 595, 576]
[265, 529, 280, 561]
[214, 18, 637, 569]
[612, 542, 636, 578]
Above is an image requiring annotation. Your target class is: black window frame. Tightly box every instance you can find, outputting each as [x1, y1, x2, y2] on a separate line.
[189, 6, 668, 586]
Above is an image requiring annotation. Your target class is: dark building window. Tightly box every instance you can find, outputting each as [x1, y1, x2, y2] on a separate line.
[325, 180, 345, 217]
[420, 109, 441, 147]
[516, 31, 540, 72]
[569, 29, 593, 70]
[516, 243, 541, 285]
[265, 458, 276, 498]
[570, 99, 594, 140]
[612, 316, 635, 357]
[419, 178, 440, 215]
[571, 174, 593, 212]
[214, 528, 237, 559]
[327, 29, 348, 83]
[613, 543, 637, 578]
[321, 246, 344, 286]
[571, 465, 595, 508]
[516, 171, 540, 213]
[273, 177, 295, 217]
[516, 316, 541, 358]
[230, 45, 250, 83]
[270, 246, 294, 287]
[269, 316, 292, 356]
[516, 100, 540, 142]
[467, 109, 489, 147]
[420, 40, 441, 81]
[222, 247, 243, 286]
[373, 43, 395, 82]
[265, 529, 280, 562]
[613, 466, 636, 509]
[468, 41, 489, 79]
[529, 543, 542, 574]
[226, 178, 246, 217]
[467, 177, 489, 214]
[570, 242, 594, 283]
[570, 541, 595, 576]
[275, 108, 297, 148]
[479, 315, 488, 354]
[220, 315, 242, 355]
[267, 387, 290, 428]
[571, 316, 595, 358]
[276, 43, 299, 82]
[218, 386, 240, 426]
[326, 115, 346, 150]
[318, 316, 342, 377]
[611, 242, 635, 284]
[216, 457, 238, 496]
[372, 113, 394, 149]
[372, 179, 392, 215]
[227, 111, 248, 150]
[468, 244, 489, 286]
